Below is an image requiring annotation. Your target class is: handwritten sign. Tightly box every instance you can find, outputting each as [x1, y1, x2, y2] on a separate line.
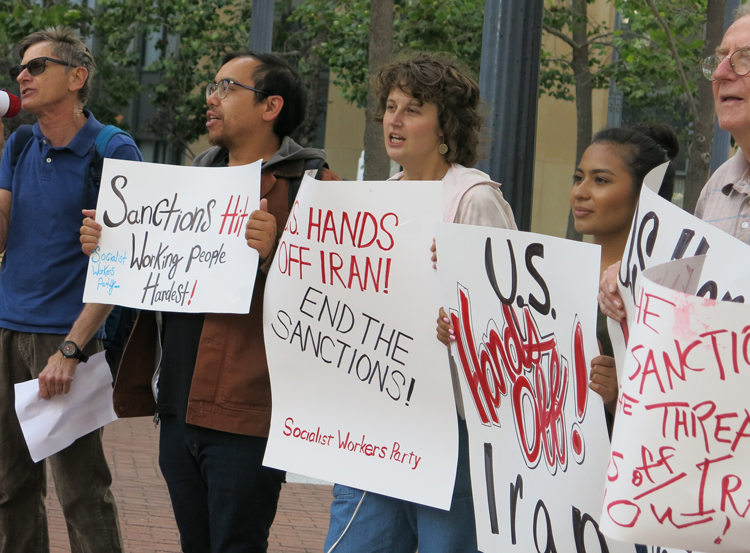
[262, 176, 459, 509]
[83, 158, 261, 313]
[600, 258, 750, 553]
[436, 223, 632, 553]
[609, 163, 750, 366]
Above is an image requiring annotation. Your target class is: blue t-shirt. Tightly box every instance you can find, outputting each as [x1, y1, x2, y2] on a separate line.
[0, 112, 143, 334]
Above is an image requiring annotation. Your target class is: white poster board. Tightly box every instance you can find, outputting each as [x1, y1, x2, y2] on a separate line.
[15, 352, 117, 462]
[600, 258, 750, 553]
[609, 164, 750, 366]
[263, 176, 458, 509]
[83, 158, 261, 313]
[436, 223, 632, 553]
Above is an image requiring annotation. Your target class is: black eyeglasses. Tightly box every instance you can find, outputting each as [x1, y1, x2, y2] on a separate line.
[9, 56, 74, 80]
[206, 79, 268, 100]
[701, 49, 750, 81]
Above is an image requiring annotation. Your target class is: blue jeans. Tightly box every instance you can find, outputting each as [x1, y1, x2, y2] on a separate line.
[158, 415, 285, 553]
[324, 418, 478, 553]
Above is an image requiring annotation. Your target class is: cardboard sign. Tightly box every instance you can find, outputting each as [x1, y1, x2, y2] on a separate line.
[83, 158, 262, 313]
[436, 223, 632, 553]
[609, 164, 750, 367]
[262, 176, 458, 509]
[601, 258, 750, 553]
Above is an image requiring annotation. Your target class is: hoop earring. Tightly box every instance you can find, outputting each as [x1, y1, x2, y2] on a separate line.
[438, 139, 448, 155]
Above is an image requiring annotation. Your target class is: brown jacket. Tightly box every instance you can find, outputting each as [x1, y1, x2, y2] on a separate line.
[112, 149, 339, 437]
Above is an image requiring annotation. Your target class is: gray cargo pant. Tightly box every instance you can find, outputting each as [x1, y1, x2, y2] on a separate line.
[0, 329, 123, 553]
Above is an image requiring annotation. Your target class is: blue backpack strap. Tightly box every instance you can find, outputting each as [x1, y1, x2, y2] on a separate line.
[94, 125, 132, 157]
[91, 125, 138, 378]
[9, 125, 35, 172]
[83, 125, 133, 210]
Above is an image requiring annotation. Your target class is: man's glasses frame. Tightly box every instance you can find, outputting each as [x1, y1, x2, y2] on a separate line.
[701, 49, 750, 81]
[206, 79, 269, 100]
[9, 57, 74, 81]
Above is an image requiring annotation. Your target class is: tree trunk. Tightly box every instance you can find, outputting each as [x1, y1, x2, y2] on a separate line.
[565, 0, 591, 240]
[684, 0, 725, 214]
[363, 0, 394, 180]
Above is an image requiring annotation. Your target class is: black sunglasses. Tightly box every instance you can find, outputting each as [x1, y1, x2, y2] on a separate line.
[9, 57, 73, 80]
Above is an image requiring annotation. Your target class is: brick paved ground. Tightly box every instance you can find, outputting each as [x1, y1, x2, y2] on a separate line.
[45, 417, 332, 553]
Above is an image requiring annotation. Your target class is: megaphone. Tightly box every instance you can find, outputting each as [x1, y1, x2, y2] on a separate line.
[0, 90, 21, 118]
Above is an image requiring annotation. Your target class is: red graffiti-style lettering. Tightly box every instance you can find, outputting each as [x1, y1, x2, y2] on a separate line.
[721, 475, 750, 517]
[636, 446, 676, 484]
[731, 410, 750, 452]
[695, 455, 733, 516]
[650, 505, 713, 529]
[451, 285, 577, 472]
[618, 392, 640, 416]
[607, 500, 641, 528]
[633, 472, 688, 500]
[607, 451, 624, 482]
[633, 289, 676, 335]
[628, 345, 666, 394]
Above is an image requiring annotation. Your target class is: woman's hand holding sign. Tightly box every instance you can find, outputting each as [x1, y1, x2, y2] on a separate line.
[589, 355, 618, 415]
[598, 261, 625, 322]
[436, 307, 455, 347]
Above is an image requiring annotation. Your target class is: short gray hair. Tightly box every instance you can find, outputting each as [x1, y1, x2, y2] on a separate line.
[735, 2, 750, 21]
[19, 26, 96, 105]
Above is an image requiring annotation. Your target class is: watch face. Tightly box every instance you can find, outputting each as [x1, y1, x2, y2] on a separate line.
[61, 342, 77, 357]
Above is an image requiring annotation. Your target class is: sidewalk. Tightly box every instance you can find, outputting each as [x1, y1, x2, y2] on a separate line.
[46, 417, 332, 553]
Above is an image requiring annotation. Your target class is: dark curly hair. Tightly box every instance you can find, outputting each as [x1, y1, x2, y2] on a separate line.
[373, 52, 482, 167]
[221, 51, 307, 139]
[591, 123, 680, 201]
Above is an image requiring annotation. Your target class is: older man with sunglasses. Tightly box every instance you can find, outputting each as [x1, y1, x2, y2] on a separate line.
[0, 27, 142, 553]
[600, 4, 750, 315]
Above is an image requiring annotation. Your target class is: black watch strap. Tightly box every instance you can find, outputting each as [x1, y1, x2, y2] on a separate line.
[58, 340, 89, 363]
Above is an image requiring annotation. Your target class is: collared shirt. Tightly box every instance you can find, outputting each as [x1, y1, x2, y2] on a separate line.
[0, 112, 143, 334]
[695, 149, 750, 243]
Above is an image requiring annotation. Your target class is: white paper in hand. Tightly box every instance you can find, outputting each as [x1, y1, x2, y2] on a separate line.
[14, 352, 117, 462]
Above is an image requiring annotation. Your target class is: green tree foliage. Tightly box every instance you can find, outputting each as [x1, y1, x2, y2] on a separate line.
[0, 0, 137, 133]
[613, 0, 707, 138]
[0, 0, 252, 154]
[291, 0, 485, 108]
[539, 0, 613, 103]
[95, 0, 252, 155]
[612, 0, 723, 215]
[539, 0, 616, 239]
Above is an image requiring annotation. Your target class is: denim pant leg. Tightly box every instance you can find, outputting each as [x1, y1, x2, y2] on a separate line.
[29, 333, 123, 553]
[159, 415, 211, 553]
[0, 329, 49, 553]
[159, 415, 284, 553]
[324, 485, 417, 553]
[407, 417, 478, 553]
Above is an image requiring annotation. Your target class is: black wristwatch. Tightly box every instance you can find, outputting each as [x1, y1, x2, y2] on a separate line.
[58, 341, 89, 363]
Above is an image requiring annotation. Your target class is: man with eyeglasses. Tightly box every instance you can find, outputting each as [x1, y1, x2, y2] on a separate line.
[0, 27, 142, 553]
[81, 50, 339, 551]
[600, 3, 750, 316]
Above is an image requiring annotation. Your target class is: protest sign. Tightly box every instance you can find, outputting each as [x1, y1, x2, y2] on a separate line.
[436, 223, 631, 553]
[609, 164, 750, 365]
[600, 257, 750, 553]
[262, 176, 458, 509]
[83, 158, 262, 313]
